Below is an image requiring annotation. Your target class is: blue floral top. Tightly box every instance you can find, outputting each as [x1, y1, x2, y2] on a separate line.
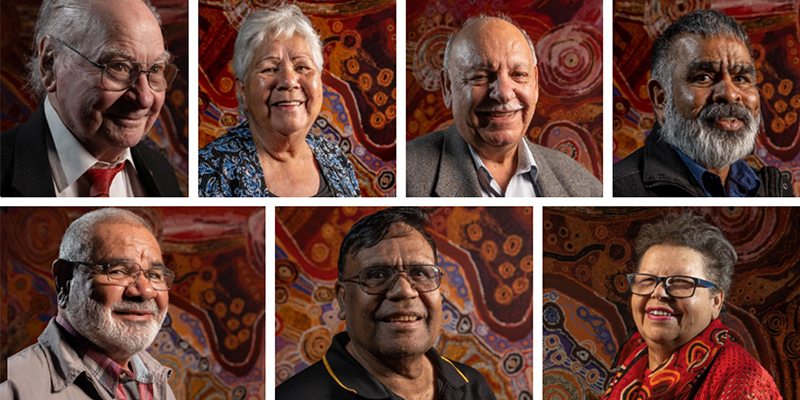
[198, 124, 361, 197]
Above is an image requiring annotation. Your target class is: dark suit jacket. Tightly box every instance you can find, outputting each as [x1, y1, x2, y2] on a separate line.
[1, 104, 183, 197]
[407, 126, 603, 197]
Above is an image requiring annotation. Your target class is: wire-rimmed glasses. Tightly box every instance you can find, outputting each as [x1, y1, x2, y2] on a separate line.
[340, 265, 444, 295]
[65, 259, 176, 291]
[626, 273, 718, 298]
[55, 37, 178, 92]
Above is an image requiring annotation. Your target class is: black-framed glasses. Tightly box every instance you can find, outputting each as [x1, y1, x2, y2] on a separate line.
[65, 259, 176, 291]
[55, 37, 178, 92]
[626, 273, 718, 298]
[340, 265, 444, 295]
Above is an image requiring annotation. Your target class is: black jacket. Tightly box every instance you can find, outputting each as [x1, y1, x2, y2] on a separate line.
[1, 104, 183, 197]
[613, 123, 793, 197]
[276, 332, 497, 400]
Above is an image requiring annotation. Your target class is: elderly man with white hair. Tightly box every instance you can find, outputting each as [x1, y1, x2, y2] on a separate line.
[1, 208, 176, 399]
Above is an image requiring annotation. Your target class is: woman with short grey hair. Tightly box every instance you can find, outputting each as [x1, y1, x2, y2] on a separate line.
[199, 5, 360, 197]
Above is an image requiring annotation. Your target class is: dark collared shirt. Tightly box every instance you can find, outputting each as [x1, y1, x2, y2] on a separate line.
[276, 332, 497, 399]
[675, 149, 761, 197]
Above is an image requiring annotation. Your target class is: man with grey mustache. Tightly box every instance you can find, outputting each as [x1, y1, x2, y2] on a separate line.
[1, 208, 176, 399]
[614, 10, 794, 197]
[406, 15, 602, 197]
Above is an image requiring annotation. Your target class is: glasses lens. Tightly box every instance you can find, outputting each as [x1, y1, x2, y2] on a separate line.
[407, 265, 441, 291]
[666, 276, 695, 297]
[360, 266, 394, 292]
[629, 274, 656, 295]
[106, 261, 138, 286]
[102, 61, 138, 91]
[145, 63, 178, 91]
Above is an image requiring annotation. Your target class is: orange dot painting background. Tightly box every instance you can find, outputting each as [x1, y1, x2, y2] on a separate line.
[543, 207, 799, 400]
[1, 207, 266, 400]
[276, 207, 533, 400]
[406, 0, 604, 181]
[0, 0, 190, 196]
[199, 0, 397, 197]
[613, 0, 800, 195]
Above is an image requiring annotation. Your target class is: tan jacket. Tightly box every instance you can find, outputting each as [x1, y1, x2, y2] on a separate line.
[0, 318, 176, 400]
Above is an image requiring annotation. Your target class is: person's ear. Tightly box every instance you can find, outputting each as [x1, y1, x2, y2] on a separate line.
[39, 35, 58, 92]
[334, 281, 347, 320]
[236, 78, 248, 114]
[52, 259, 74, 308]
[441, 69, 453, 109]
[648, 78, 667, 123]
[711, 289, 724, 319]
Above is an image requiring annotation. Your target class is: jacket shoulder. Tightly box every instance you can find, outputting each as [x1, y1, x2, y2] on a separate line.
[612, 147, 649, 196]
[276, 361, 357, 399]
[529, 143, 602, 197]
[7, 343, 53, 397]
[406, 130, 448, 197]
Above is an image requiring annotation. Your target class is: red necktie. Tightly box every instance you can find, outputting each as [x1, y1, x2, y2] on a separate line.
[85, 161, 126, 197]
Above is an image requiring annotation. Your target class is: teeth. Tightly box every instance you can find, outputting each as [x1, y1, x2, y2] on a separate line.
[648, 310, 672, 316]
[275, 101, 302, 106]
[489, 111, 515, 117]
[387, 315, 419, 322]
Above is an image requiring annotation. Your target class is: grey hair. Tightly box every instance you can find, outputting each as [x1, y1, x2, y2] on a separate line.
[59, 208, 154, 263]
[442, 14, 537, 73]
[634, 212, 736, 299]
[651, 10, 753, 94]
[233, 4, 324, 118]
[26, 0, 161, 100]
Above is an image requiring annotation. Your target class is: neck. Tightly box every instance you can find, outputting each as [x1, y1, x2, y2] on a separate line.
[250, 122, 310, 162]
[346, 341, 436, 399]
[474, 143, 520, 192]
[645, 342, 677, 371]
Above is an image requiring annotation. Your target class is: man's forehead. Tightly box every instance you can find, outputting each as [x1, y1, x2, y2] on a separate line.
[450, 19, 532, 64]
[346, 227, 434, 268]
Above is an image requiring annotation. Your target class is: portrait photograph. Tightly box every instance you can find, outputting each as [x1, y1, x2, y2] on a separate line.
[275, 206, 532, 399]
[1, 207, 266, 399]
[198, 1, 396, 197]
[543, 206, 797, 399]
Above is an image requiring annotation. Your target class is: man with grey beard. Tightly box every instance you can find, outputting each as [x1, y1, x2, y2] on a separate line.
[0, 208, 176, 399]
[614, 10, 793, 197]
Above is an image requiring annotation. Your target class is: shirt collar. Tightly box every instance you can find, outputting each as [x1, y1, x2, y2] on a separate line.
[44, 95, 134, 192]
[675, 147, 761, 197]
[323, 332, 470, 399]
[55, 315, 154, 396]
[466, 138, 540, 197]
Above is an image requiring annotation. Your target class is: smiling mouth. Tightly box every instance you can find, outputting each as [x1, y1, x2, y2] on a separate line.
[478, 110, 519, 118]
[272, 101, 304, 107]
[647, 310, 673, 316]
[383, 315, 423, 322]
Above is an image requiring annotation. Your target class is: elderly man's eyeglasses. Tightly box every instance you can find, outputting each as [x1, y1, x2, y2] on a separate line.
[626, 273, 718, 298]
[55, 37, 178, 92]
[65, 259, 176, 291]
[340, 265, 444, 295]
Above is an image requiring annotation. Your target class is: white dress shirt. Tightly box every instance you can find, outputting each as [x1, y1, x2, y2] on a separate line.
[467, 138, 541, 197]
[44, 96, 146, 197]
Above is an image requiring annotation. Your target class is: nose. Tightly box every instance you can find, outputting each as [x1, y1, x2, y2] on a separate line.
[385, 271, 419, 300]
[277, 66, 300, 91]
[124, 72, 155, 108]
[651, 279, 670, 299]
[712, 75, 742, 104]
[489, 74, 516, 104]
[123, 270, 157, 300]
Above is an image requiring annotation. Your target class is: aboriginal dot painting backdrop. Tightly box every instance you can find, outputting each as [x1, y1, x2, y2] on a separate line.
[199, 1, 396, 197]
[276, 207, 533, 400]
[614, 1, 800, 195]
[406, 0, 603, 180]
[542, 207, 799, 400]
[0, 0, 190, 195]
[1, 207, 266, 400]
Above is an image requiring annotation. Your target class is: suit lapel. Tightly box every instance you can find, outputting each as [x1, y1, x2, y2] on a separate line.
[11, 105, 57, 196]
[434, 127, 482, 197]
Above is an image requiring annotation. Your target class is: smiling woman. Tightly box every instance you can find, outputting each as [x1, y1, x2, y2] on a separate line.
[198, 5, 360, 197]
[601, 213, 782, 400]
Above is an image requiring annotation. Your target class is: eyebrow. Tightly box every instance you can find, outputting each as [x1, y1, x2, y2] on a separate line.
[98, 48, 172, 63]
[686, 60, 756, 77]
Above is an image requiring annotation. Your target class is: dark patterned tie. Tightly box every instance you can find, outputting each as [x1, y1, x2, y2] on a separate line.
[85, 161, 126, 197]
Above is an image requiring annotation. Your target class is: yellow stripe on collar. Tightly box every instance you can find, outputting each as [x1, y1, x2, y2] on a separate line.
[440, 357, 469, 383]
[323, 354, 357, 394]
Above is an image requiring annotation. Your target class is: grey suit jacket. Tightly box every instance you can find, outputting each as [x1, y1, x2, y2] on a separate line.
[407, 126, 602, 197]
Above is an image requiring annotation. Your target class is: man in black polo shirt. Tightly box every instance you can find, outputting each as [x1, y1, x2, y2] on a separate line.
[276, 207, 496, 399]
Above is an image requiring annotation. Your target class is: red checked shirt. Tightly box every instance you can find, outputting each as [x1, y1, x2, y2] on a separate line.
[56, 316, 156, 400]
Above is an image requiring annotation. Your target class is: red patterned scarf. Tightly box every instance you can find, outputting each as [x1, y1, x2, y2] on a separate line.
[601, 319, 729, 400]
